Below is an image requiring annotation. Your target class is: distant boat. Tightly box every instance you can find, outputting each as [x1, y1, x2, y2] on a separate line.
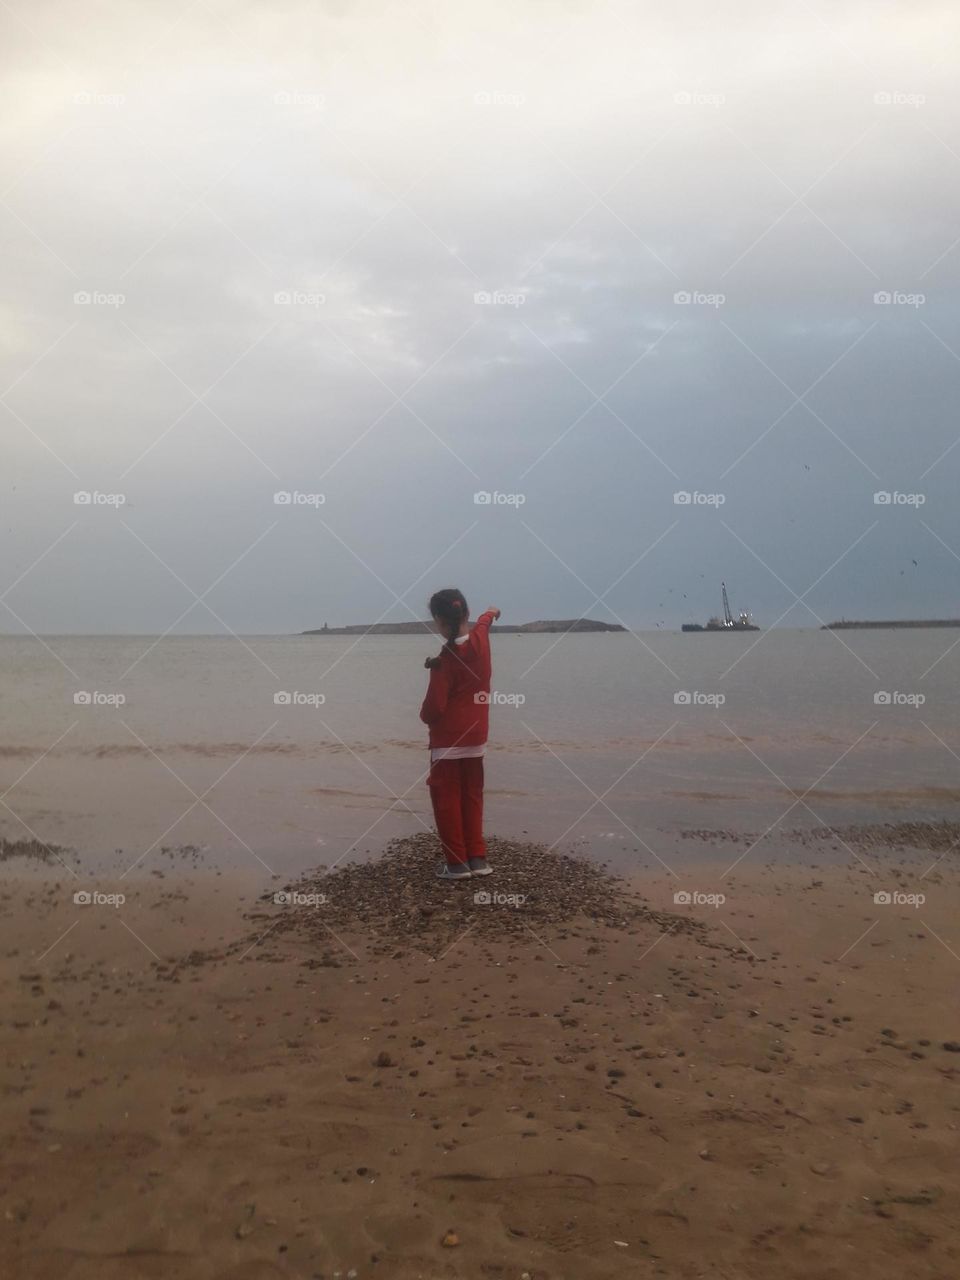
[681, 582, 760, 632]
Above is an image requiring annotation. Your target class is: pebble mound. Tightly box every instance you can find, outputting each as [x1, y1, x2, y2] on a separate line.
[260, 833, 703, 951]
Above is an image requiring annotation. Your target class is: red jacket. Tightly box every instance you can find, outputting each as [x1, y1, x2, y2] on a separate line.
[419, 610, 495, 748]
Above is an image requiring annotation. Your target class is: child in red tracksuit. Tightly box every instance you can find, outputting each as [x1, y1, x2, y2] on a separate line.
[420, 589, 500, 881]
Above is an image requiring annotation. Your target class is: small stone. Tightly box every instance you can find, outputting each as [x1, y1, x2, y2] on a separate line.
[441, 1230, 459, 1247]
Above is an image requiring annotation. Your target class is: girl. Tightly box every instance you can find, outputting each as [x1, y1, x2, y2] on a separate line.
[420, 589, 500, 880]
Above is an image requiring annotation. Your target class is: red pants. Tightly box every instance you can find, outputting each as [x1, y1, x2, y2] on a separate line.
[427, 756, 486, 865]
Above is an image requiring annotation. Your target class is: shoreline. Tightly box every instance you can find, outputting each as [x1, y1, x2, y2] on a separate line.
[6, 816, 959, 884]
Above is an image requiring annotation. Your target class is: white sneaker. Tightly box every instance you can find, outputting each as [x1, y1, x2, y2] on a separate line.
[468, 858, 492, 876]
[435, 863, 472, 880]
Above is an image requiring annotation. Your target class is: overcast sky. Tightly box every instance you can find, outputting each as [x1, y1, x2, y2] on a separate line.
[3, 0, 959, 634]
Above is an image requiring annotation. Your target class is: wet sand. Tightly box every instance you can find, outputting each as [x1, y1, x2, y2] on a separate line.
[1, 833, 959, 1280]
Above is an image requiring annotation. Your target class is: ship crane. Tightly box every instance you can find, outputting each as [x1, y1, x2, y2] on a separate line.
[721, 581, 733, 627]
[681, 581, 760, 632]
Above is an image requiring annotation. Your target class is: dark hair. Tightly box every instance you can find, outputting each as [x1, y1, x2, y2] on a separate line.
[429, 588, 469, 653]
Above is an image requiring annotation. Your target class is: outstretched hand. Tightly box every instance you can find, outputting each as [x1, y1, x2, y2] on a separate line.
[486, 606, 501, 620]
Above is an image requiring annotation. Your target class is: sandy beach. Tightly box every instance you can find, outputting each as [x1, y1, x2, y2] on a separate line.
[2, 829, 958, 1280]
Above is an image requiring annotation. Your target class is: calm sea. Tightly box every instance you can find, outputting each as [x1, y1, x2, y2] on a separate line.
[0, 628, 956, 875]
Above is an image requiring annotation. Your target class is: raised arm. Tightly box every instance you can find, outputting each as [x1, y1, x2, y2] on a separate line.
[472, 607, 500, 636]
